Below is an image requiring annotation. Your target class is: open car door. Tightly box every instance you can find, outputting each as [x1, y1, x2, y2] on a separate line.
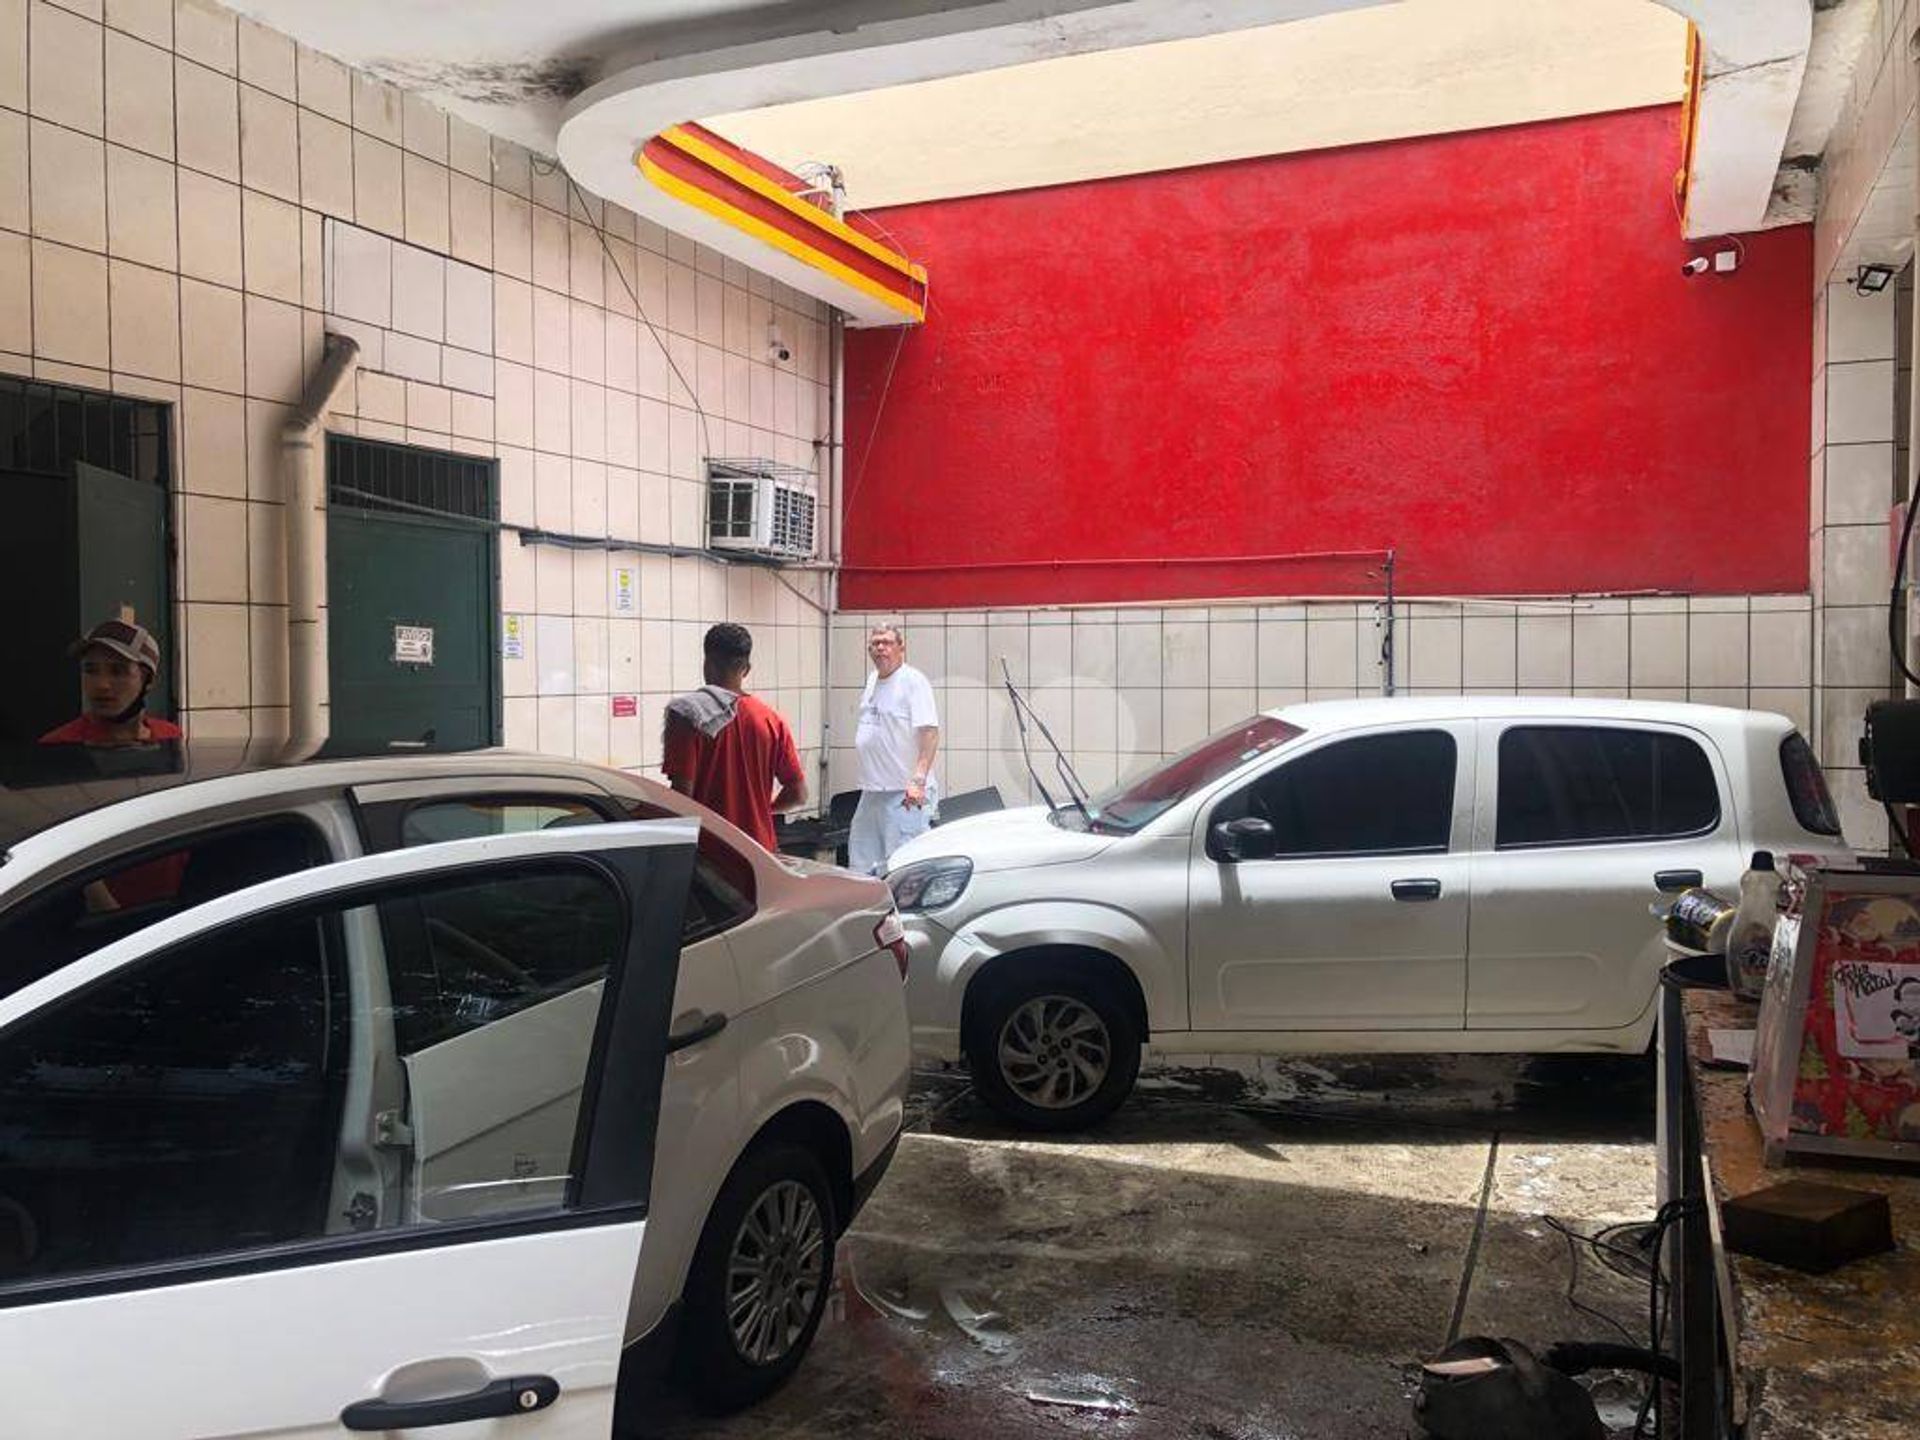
[0, 819, 697, 1439]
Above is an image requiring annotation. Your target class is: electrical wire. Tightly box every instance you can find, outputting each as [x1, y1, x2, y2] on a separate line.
[1539, 1201, 1698, 1438]
[771, 568, 828, 616]
[840, 322, 910, 520]
[525, 156, 836, 613]
[556, 168, 716, 462]
[1538, 1214, 1643, 1349]
[1632, 1197, 1702, 1440]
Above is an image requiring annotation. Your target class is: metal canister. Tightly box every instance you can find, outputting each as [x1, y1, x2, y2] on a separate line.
[1665, 887, 1737, 954]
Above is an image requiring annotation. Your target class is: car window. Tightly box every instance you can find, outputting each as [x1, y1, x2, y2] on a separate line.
[0, 816, 326, 1002]
[398, 795, 753, 944]
[399, 798, 604, 846]
[623, 799, 755, 940]
[1079, 715, 1304, 834]
[0, 902, 348, 1284]
[0, 863, 627, 1290]
[1213, 730, 1456, 856]
[1497, 726, 1720, 848]
[379, 866, 623, 1054]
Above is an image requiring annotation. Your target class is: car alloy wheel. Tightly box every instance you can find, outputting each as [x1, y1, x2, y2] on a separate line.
[726, 1179, 827, 1366]
[997, 993, 1112, 1110]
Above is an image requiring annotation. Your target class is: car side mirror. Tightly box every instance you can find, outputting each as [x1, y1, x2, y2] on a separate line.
[1211, 816, 1277, 863]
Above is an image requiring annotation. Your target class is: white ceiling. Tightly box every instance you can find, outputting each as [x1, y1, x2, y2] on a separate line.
[703, 0, 1688, 212]
[223, 0, 1154, 153]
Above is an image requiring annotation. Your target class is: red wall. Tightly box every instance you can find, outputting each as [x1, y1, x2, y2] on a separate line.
[841, 105, 1812, 610]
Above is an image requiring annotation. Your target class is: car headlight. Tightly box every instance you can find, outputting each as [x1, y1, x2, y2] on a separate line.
[887, 856, 973, 913]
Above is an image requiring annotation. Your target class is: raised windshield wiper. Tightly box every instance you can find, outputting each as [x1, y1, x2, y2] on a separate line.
[1001, 658, 1095, 829]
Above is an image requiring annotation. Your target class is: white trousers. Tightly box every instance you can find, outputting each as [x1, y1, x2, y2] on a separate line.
[849, 789, 934, 875]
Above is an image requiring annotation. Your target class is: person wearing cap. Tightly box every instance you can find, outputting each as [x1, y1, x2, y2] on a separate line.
[39, 619, 182, 746]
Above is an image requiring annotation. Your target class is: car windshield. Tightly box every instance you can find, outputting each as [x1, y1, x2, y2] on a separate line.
[1059, 715, 1304, 834]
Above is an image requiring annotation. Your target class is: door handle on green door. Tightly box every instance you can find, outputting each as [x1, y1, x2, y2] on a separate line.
[1391, 879, 1442, 901]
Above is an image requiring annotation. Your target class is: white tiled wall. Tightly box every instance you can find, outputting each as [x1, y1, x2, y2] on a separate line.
[1810, 275, 1903, 852]
[826, 595, 1814, 808]
[1810, 0, 1916, 285]
[2, 0, 830, 782]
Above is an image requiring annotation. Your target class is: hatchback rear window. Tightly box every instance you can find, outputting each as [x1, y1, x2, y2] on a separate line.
[1497, 726, 1719, 848]
[1780, 732, 1842, 836]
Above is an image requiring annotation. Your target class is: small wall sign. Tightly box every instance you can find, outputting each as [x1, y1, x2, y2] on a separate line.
[612, 694, 638, 718]
[502, 614, 525, 660]
[392, 624, 435, 665]
[612, 566, 637, 615]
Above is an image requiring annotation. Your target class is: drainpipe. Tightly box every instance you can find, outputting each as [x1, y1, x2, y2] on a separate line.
[281, 335, 360, 760]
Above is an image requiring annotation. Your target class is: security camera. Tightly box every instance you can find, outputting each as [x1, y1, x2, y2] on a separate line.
[771, 340, 792, 362]
[1681, 256, 1710, 277]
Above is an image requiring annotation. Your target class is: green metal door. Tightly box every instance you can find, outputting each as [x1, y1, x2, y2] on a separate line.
[326, 439, 498, 754]
[0, 381, 173, 742]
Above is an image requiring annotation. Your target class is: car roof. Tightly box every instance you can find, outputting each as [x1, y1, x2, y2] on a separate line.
[1270, 694, 1793, 735]
[0, 741, 649, 857]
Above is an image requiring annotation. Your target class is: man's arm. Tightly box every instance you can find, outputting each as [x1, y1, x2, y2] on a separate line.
[904, 725, 940, 808]
[661, 712, 695, 796]
[772, 717, 808, 812]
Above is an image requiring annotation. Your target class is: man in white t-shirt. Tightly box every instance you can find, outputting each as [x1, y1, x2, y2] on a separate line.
[850, 624, 940, 875]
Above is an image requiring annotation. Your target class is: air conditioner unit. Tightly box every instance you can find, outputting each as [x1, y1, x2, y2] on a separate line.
[705, 459, 818, 562]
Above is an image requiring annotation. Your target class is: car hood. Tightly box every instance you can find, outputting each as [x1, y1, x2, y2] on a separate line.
[889, 805, 1116, 874]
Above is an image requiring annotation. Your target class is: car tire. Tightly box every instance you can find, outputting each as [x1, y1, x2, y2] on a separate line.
[678, 1142, 838, 1412]
[967, 971, 1142, 1132]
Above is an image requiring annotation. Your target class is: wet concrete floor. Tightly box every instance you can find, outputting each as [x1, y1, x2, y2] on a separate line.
[626, 1053, 1659, 1439]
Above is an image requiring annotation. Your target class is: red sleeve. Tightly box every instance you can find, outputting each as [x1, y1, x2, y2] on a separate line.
[661, 712, 697, 785]
[772, 714, 803, 788]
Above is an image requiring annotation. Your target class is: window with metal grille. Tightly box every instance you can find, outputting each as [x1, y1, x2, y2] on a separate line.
[0, 376, 170, 487]
[707, 477, 758, 540]
[327, 435, 494, 522]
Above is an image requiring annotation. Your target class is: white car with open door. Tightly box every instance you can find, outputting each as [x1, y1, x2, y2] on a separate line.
[0, 745, 911, 1432]
[887, 697, 1853, 1131]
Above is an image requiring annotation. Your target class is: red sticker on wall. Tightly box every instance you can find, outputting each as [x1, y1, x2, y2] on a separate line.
[611, 695, 638, 718]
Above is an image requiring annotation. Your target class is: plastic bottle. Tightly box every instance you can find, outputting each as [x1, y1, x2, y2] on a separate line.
[1726, 851, 1782, 999]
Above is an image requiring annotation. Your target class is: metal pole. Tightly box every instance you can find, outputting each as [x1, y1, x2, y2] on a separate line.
[1381, 548, 1397, 697]
[1906, 254, 1920, 699]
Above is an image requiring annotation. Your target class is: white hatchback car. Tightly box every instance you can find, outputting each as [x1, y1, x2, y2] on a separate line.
[888, 697, 1852, 1130]
[0, 745, 910, 1436]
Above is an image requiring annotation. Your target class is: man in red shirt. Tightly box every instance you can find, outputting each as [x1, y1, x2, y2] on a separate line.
[39, 618, 183, 747]
[662, 624, 807, 852]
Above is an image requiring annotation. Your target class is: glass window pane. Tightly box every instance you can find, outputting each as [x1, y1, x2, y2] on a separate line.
[1224, 731, 1455, 855]
[1497, 726, 1719, 847]
[0, 818, 324, 1002]
[0, 863, 627, 1289]
[0, 909, 346, 1284]
[400, 798, 602, 847]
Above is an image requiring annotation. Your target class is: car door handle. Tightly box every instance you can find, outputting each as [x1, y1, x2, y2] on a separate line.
[1391, 879, 1443, 902]
[666, 1009, 729, 1053]
[1654, 869, 1704, 893]
[341, 1375, 557, 1430]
